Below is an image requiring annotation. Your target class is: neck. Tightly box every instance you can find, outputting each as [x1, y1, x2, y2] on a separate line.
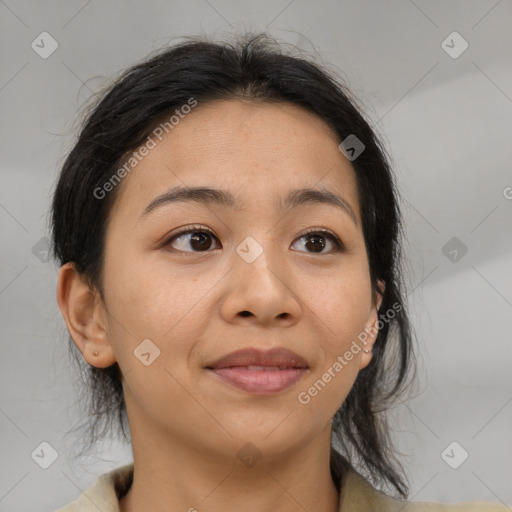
[119, 419, 340, 512]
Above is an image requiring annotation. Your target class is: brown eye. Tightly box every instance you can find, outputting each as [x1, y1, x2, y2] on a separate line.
[165, 227, 220, 253]
[304, 233, 326, 253]
[291, 229, 343, 254]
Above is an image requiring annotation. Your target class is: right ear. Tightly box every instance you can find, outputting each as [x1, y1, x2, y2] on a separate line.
[56, 262, 117, 368]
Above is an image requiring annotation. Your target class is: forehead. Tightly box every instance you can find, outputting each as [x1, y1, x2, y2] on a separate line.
[110, 99, 360, 222]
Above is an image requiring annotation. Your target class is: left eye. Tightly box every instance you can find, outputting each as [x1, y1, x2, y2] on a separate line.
[291, 230, 343, 253]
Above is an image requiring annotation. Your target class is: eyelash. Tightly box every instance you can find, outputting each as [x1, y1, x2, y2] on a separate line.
[162, 224, 344, 254]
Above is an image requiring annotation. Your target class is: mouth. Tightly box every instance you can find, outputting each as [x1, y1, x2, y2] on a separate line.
[205, 347, 309, 396]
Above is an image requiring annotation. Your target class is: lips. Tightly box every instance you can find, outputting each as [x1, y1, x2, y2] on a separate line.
[205, 347, 309, 395]
[206, 347, 308, 370]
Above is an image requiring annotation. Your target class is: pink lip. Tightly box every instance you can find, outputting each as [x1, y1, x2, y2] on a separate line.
[206, 347, 309, 395]
[210, 367, 307, 395]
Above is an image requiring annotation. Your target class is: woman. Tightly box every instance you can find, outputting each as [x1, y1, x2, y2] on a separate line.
[52, 33, 506, 511]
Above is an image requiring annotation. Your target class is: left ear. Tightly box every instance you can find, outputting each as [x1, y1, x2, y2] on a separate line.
[359, 279, 385, 370]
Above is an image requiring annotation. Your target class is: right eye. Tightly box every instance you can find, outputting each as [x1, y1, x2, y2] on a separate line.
[163, 225, 221, 253]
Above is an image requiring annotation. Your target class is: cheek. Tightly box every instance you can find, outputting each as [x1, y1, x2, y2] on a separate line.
[303, 265, 373, 344]
[295, 343, 362, 428]
[101, 252, 219, 371]
[296, 266, 372, 410]
[103, 252, 188, 329]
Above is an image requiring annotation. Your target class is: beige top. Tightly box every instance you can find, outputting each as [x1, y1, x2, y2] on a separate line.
[55, 462, 508, 511]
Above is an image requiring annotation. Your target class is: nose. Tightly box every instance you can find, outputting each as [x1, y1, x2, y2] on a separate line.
[220, 243, 302, 327]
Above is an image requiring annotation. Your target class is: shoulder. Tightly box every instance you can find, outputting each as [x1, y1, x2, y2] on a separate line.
[339, 467, 509, 512]
[55, 463, 134, 512]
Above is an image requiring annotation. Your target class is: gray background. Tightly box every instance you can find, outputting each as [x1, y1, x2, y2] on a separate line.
[1, 1, 511, 510]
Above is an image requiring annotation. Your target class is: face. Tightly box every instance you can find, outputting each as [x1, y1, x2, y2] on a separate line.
[73, 99, 382, 464]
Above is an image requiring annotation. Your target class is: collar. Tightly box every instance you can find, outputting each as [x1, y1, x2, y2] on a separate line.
[56, 461, 403, 512]
[56, 461, 506, 511]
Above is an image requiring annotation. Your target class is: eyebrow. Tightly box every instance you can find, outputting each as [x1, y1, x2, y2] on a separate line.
[139, 185, 358, 226]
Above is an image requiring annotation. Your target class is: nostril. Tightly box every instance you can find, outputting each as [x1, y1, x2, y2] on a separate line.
[240, 311, 252, 317]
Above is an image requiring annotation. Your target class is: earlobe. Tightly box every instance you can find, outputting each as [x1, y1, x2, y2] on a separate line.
[56, 263, 117, 368]
[359, 279, 386, 370]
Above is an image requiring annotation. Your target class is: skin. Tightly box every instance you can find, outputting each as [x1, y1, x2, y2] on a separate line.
[57, 99, 383, 512]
